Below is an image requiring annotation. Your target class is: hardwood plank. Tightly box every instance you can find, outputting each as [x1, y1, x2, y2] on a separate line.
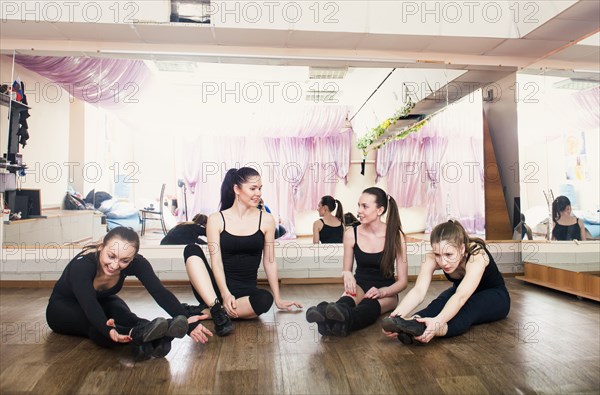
[0, 279, 599, 394]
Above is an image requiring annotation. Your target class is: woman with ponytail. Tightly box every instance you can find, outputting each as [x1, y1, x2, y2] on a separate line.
[306, 187, 408, 337]
[551, 195, 586, 241]
[382, 220, 510, 344]
[183, 167, 302, 337]
[313, 195, 345, 244]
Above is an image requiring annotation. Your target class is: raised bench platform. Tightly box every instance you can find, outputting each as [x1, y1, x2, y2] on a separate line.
[1, 241, 523, 286]
[516, 262, 600, 302]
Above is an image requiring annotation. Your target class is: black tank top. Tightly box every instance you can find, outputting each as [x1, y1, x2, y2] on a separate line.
[443, 245, 507, 293]
[353, 225, 390, 279]
[552, 219, 582, 241]
[319, 219, 344, 243]
[219, 211, 265, 284]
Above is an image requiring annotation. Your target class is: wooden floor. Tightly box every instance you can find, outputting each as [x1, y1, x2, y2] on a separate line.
[1, 279, 599, 395]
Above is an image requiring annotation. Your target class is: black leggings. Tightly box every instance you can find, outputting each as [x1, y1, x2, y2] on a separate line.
[46, 295, 147, 348]
[415, 286, 510, 337]
[184, 244, 273, 316]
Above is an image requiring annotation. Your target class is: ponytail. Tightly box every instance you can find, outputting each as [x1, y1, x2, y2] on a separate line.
[362, 187, 403, 278]
[381, 196, 402, 278]
[552, 195, 571, 223]
[334, 199, 345, 226]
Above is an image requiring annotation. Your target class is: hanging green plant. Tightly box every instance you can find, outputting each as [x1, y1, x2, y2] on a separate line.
[356, 99, 418, 155]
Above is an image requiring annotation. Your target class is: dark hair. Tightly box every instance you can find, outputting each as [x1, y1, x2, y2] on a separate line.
[520, 213, 526, 223]
[220, 167, 261, 210]
[552, 195, 571, 222]
[192, 214, 208, 227]
[82, 226, 140, 256]
[320, 195, 345, 226]
[430, 220, 485, 258]
[362, 187, 403, 278]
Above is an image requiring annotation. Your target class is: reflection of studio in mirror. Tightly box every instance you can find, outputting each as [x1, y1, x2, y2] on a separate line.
[2, 51, 496, 250]
[516, 69, 599, 242]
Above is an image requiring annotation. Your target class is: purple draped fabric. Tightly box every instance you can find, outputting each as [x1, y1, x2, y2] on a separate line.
[14, 55, 150, 106]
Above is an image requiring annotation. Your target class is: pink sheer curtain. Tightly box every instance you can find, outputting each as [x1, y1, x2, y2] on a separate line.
[14, 55, 150, 107]
[375, 96, 485, 234]
[423, 136, 449, 232]
[385, 137, 427, 207]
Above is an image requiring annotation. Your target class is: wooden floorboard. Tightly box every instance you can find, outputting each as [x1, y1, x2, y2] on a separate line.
[1, 279, 599, 394]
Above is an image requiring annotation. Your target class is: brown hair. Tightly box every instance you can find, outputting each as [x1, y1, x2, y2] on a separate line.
[430, 220, 486, 258]
[320, 195, 345, 226]
[82, 226, 140, 257]
[191, 213, 208, 226]
[362, 187, 403, 278]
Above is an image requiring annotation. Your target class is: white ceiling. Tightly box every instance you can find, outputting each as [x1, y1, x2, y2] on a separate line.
[0, 0, 598, 141]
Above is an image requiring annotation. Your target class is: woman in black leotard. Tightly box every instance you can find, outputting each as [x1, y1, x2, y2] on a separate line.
[382, 220, 510, 344]
[183, 167, 302, 337]
[306, 187, 408, 337]
[551, 196, 586, 241]
[46, 227, 213, 360]
[312, 195, 345, 244]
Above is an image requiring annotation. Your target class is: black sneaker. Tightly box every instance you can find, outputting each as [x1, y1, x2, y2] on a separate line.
[129, 318, 168, 345]
[181, 302, 208, 317]
[306, 302, 328, 323]
[381, 316, 426, 336]
[166, 315, 188, 338]
[210, 301, 233, 337]
[151, 337, 173, 358]
[132, 342, 155, 361]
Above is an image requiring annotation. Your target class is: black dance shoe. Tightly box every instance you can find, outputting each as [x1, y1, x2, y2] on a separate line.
[129, 318, 168, 345]
[210, 301, 234, 337]
[381, 316, 426, 337]
[166, 315, 188, 338]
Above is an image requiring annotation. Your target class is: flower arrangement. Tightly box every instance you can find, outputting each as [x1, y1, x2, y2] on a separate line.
[356, 98, 427, 155]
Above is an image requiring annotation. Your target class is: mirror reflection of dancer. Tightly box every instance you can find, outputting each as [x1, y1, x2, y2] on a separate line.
[313, 195, 345, 244]
[551, 196, 586, 241]
[382, 220, 510, 344]
[46, 227, 212, 360]
[183, 168, 302, 336]
[306, 187, 408, 336]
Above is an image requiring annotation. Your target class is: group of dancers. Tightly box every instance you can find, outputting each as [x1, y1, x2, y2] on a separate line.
[46, 167, 511, 360]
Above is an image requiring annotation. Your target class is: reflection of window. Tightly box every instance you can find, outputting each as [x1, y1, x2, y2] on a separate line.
[171, 0, 211, 24]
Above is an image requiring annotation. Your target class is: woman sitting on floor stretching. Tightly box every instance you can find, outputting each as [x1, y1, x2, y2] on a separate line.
[46, 227, 213, 360]
[306, 187, 408, 336]
[183, 167, 302, 337]
[382, 220, 510, 344]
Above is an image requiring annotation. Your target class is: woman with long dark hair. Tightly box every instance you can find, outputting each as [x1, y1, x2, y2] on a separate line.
[46, 227, 213, 360]
[551, 195, 586, 241]
[183, 167, 302, 337]
[313, 195, 345, 244]
[306, 187, 408, 336]
[382, 220, 510, 344]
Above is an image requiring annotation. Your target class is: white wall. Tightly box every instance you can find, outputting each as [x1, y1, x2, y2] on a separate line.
[0, 55, 71, 208]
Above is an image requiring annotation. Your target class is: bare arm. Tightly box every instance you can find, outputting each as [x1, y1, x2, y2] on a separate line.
[579, 219, 587, 241]
[312, 220, 321, 244]
[263, 213, 302, 310]
[390, 253, 437, 317]
[341, 227, 357, 296]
